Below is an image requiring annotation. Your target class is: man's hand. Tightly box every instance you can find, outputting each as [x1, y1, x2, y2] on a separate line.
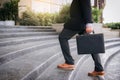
[86, 23, 93, 33]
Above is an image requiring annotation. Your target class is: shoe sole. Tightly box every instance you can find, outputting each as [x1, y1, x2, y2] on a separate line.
[57, 67, 75, 71]
[88, 73, 105, 77]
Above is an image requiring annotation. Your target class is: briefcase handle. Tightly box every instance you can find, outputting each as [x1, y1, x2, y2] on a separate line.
[83, 30, 95, 36]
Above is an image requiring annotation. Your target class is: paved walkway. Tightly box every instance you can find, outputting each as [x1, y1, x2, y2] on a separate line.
[102, 28, 119, 39]
[52, 23, 120, 39]
[105, 51, 120, 80]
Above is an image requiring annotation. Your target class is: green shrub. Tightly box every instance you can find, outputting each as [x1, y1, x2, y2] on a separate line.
[0, 0, 19, 23]
[92, 8, 102, 23]
[37, 13, 56, 26]
[55, 4, 70, 23]
[56, 5, 102, 23]
[19, 11, 57, 26]
[19, 4, 103, 26]
[105, 22, 120, 29]
[19, 11, 40, 26]
[50, 13, 59, 24]
[0, 8, 6, 21]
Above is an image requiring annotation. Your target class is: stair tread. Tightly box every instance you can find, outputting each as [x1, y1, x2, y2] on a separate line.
[0, 32, 57, 38]
[0, 26, 52, 29]
[36, 50, 84, 80]
[2, 39, 117, 80]
[0, 32, 56, 35]
[105, 50, 120, 80]
[0, 43, 76, 80]
[0, 35, 58, 42]
[1, 35, 118, 43]
[73, 46, 120, 80]
[0, 39, 75, 56]
[0, 25, 120, 80]
[0, 39, 58, 56]
[0, 39, 75, 65]
[0, 38, 119, 80]
[0, 28, 54, 30]
[102, 46, 120, 66]
[36, 41, 120, 80]
[105, 42, 120, 47]
[36, 45, 120, 80]
[0, 38, 119, 60]
[0, 29, 55, 33]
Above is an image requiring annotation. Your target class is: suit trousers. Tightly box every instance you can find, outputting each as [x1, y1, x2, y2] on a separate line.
[59, 29, 104, 71]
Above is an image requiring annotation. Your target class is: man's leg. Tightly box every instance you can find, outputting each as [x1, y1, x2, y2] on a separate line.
[59, 29, 78, 64]
[88, 54, 104, 76]
[58, 29, 78, 70]
[92, 54, 104, 71]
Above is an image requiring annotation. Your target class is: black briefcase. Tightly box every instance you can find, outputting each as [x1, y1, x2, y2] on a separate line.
[76, 33, 105, 54]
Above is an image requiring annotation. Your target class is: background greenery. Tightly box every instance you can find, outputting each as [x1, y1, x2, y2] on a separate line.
[19, 11, 40, 26]
[92, 7, 102, 23]
[55, 4, 70, 23]
[19, 4, 102, 26]
[0, 2, 120, 29]
[105, 23, 120, 29]
[0, 0, 19, 24]
[19, 4, 70, 26]
[19, 11, 57, 26]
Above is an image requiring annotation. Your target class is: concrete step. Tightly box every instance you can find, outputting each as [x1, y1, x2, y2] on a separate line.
[0, 39, 75, 65]
[0, 39, 59, 65]
[104, 50, 120, 80]
[36, 50, 80, 80]
[35, 40, 120, 80]
[0, 35, 58, 46]
[0, 32, 58, 38]
[0, 35, 58, 42]
[0, 26, 52, 29]
[0, 25, 119, 80]
[0, 46, 62, 80]
[0, 39, 58, 56]
[0, 28, 55, 33]
[0, 35, 119, 47]
[103, 28, 119, 39]
[0, 41, 76, 80]
[102, 47, 120, 67]
[0, 37, 117, 80]
[105, 38, 120, 43]
[0, 39, 118, 80]
[105, 41, 120, 49]
[24, 39, 120, 80]
[69, 46, 120, 80]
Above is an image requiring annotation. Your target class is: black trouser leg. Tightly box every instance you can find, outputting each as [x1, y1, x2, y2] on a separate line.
[91, 54, 104, 71]
[78, 33, 104, 71]
[59, 29, 78, 65]
[59, 28, 104, 71]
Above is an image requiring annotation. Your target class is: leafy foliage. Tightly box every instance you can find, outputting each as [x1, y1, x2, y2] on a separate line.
[92, 7, 102, 23]
[18, 4, 103, 26]
[0, 0, 19, 23]
[55, 4, 70, 23]
[37, 13, 56, 26]
[19, 11, 40, 26]
[105, 22, 120, 29]
[19, 11, 57, 26]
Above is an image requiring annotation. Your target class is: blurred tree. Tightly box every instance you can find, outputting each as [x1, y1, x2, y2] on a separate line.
[0, 0, 19, 24]
[94, 0, 106, 23]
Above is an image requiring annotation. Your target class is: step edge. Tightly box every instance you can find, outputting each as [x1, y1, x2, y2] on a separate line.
[0, 42, 58, 65]
[21, 42, 119, 80]
[21, 46, 76, 80]
[0, 36, 58, 46]
[68, 43, 120, 80]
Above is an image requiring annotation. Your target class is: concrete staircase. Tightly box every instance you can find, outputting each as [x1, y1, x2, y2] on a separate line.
[0, 25, 120, 80]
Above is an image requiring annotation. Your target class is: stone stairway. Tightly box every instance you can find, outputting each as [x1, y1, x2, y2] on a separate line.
[0, 25, 120, 80]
